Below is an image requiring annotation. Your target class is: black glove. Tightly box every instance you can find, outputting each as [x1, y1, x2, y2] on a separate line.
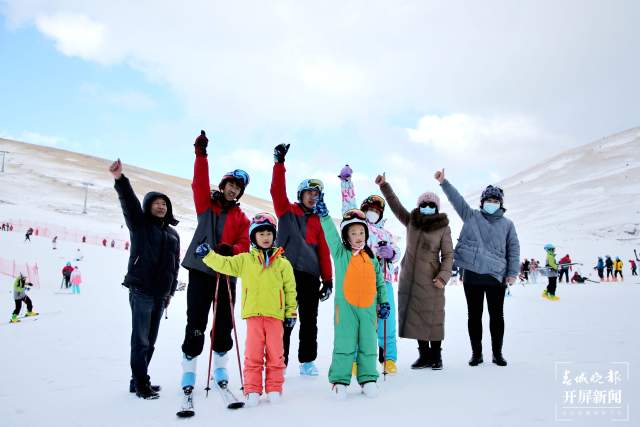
[194, 130, 208, 157]
[273, 143, 290, 163]
[319, 280, 333, 302]
[214, 243, 234, 256]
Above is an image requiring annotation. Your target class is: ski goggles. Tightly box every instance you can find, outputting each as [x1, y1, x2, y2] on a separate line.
[251, 212, 277, 228]
[342, 209, 367, 221]
[361, 195, 385, 211]
[299, 178, 324, 192]
[222, 169, 250, 187]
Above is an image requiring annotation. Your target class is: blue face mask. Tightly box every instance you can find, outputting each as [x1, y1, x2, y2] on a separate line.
[420, 206, 436, 215]
[483, 202, 500, 214]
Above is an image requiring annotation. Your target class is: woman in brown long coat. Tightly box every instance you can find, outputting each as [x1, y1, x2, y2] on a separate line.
[376, 174, 453, 370]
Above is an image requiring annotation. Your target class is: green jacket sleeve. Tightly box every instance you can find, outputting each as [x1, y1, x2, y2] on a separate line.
[282, 261, 298, 319]
[547, 253, 558, 270]
[374, 258, 388, 305]
[320, 215, 345, 260]
[202, 252, 247, 277]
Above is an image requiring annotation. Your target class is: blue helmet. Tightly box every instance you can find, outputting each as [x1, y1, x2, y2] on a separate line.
[544, 243, 555, 251]
[297, 178, 324, 202]
[219, 169, 250, 199]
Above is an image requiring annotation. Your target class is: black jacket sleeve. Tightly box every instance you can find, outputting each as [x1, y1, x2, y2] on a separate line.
[114, 175, 144, 231]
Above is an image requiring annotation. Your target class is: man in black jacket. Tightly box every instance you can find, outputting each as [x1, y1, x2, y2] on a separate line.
[110, 159, 181, 400]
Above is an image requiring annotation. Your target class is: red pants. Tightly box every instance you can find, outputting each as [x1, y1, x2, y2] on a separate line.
[244, 316, 285, 395]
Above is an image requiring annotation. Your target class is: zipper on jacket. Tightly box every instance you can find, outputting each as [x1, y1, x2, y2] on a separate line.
[133, 256, 140, 265]
[242, 288, 248, 309]
[279, 289, 283, 309]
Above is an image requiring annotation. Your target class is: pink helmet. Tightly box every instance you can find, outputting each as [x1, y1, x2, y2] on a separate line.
[417, 192, 441, 210]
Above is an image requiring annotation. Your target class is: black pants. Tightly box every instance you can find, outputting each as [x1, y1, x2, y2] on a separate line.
[596, 268, 604, 280]
[129, 289, 165, 388]
[558, 268, 569, 283]
[283, 270, 320, 365]
[13, 296, 33, 316]
[632, 268, 638, 276]
[547, 276, 558, 295]
[63, 275, 71, 288]
[463, 283, 506, 355]
[523, 271, 529, 281]
[606, 267, 613, 278]
[614, 270, 623, 279]
[181, 269, 236, 358]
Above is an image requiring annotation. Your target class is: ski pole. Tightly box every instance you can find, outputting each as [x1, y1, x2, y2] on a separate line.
[205, 273, 222, 398]
[382, 261, 388, 380]
[226, 275, 244, 391]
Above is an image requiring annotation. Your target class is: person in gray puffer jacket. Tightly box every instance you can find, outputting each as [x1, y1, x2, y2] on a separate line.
[435, 169, 519, 368]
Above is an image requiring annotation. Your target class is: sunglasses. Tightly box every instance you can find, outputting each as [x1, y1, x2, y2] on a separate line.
[419, 202, 437, 209]
[306, 179, 324, 192]
[343, 209, 367, 221]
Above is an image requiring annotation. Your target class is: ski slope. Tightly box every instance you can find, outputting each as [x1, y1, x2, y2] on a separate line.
[1, 225, 638, 427]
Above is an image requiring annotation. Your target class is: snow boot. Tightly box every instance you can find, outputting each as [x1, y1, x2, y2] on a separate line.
[492, 352, 508, 367]
[245, 393, 260, 408]
[25, 311, 38, 317]
[468, 353, 483, 366]
[411, 347, 432, 369]
[212, 351, 229, 384]
[9, 314, 19, 323]
[130, 378, 161, 393]
[267, 391, 281, 404]
[135, 383, 160, 400]
[332, 383, 347, 401]
[300, 362, 319, 376]
[383, 359, 398, 374]
[431, 348, 443, 370]
[361, 381, 379, 398]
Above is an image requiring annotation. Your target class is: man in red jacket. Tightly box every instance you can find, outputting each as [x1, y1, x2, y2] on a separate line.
[271, 143, 333, 376]
[558, 254, 572, 283]
[179, 131, 251, 398]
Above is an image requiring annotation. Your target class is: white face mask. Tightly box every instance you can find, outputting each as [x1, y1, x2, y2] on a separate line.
[365, 211, 380, 224]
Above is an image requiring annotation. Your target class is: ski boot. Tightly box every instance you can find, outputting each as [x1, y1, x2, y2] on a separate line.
[212, 352, 229, 384]
[25, 311, 39, 317]
[9, 314, 20, 323]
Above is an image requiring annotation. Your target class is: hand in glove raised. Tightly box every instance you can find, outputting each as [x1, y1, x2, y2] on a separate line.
[273, 143, 290, 163]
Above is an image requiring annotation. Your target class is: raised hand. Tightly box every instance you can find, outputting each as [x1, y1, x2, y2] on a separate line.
[434, 168, 445, 184]
[338, 164, 353, 181]
[109, 158, 123, 179]
[274, 143, 290, 163]
[194, 130, 209, 157]
[374, 173, 386, 186]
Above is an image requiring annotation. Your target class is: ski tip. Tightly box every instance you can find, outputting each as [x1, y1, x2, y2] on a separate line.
[228, 402, 244, 410]
[176, 410, 195, 418]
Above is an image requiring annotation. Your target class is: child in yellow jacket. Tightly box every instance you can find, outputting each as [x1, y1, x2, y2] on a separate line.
[196, 212, 297, 408]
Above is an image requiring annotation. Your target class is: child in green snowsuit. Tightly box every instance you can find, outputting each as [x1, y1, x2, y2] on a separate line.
[315, 196, 388, 399]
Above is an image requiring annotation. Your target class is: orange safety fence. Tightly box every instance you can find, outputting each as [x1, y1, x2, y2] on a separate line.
[0, 257, 40, 288]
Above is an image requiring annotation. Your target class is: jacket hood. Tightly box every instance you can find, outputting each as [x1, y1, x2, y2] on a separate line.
[143, 191, 179, 226]
[409, 210, 449, 232]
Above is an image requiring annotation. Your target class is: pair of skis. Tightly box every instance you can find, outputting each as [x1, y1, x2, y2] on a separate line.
[177, 274, 245, 417]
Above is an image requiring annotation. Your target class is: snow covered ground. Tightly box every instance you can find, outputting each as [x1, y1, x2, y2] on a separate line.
[1, 134, 639, 426]
[1, 227, 638, 427]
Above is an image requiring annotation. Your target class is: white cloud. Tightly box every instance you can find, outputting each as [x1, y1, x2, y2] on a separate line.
[35, 12, 112, 63]
[5, 0, 637, 136]
[406, 113, 572, 178]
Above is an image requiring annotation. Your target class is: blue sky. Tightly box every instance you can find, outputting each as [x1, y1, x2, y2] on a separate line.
[1, 1, 639, 216]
